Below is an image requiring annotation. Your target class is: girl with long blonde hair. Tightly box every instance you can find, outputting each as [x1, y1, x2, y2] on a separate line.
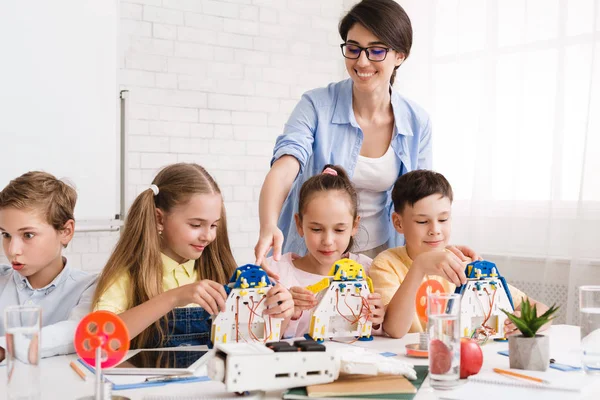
[93, 163, 293, 351]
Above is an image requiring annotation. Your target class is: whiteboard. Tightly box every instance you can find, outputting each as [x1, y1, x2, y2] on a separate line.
[0, 0, 119, 222]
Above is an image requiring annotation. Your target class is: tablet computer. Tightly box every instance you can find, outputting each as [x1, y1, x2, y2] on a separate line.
[104, 346, 213, 375]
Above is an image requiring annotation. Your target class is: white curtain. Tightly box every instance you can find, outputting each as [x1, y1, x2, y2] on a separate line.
[399, 0, 600, 324]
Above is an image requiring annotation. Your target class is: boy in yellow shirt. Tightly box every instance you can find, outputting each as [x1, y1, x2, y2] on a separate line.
[370, 170, 547, 338]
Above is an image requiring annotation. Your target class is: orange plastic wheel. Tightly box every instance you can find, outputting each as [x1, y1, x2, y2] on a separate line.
[415, 279, 445, 323]
[74, 311, 130, 369]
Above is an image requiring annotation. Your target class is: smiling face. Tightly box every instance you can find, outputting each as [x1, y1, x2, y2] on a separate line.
[392, 194, 452, 260]
[295, 190, 359, 271]
[156, 193, 222, 264]
[0, 207, 72, 287]
[344, 23, 405, 94]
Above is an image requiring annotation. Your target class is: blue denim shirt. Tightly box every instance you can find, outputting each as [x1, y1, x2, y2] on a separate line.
[271, 78, 432, 256]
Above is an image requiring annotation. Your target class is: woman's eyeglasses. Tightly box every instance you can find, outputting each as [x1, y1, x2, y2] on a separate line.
[340, 43, 391, 62]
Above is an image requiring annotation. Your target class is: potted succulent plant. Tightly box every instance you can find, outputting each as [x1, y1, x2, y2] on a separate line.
[501, 299, 559, 371]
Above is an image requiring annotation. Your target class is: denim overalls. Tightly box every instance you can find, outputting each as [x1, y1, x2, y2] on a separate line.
[142, 306, 212, 368]
[161, 307, 212, 347]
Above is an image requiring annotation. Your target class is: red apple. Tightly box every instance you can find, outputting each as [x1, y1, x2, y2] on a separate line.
[460, 338, 483, 378]
[430, 339, 452, 374]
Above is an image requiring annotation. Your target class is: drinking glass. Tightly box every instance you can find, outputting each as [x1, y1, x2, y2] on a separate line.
[580, 286, 600, 374]
[5, 305, 42, 400]
[428, 293, 461, 389]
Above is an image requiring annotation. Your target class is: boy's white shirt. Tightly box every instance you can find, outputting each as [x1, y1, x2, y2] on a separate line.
[0, 262, 97, 364]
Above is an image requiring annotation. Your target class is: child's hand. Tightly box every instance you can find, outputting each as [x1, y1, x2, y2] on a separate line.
[263, 283, 295, 320]
[413, 250, 467, 287]
[367, 293, 385, 327]
[504, 310, 520, 336]
[174, 280, 228, 315]
[446, 245, 482, 262]
[290, 286, 317, 312]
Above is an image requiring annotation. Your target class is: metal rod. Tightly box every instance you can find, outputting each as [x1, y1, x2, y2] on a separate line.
[75, 224, 122, 233]
[119, 90, 129, 224]
[95, 347, 102, 400]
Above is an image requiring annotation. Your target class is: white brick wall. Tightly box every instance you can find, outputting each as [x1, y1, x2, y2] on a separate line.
[120, 0, 349, 264]
[1, 0, 352, 271]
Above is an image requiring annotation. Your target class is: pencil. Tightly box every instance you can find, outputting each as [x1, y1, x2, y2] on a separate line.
[70, 361, 87, 381]
[493, 368, 549, 384]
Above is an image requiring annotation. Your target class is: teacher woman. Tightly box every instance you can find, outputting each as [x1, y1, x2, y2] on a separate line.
[255, 0, 472, 264]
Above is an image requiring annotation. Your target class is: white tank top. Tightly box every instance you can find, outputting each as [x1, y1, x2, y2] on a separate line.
[352, 145, 400, 251]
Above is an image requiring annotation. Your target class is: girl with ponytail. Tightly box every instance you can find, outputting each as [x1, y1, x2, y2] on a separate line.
[264, 164, 385, 339]
[94, 163, 293, 351]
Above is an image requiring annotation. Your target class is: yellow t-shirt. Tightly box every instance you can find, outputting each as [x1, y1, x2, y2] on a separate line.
[94, 253, 199, 314]
[369, 246, 526, 333]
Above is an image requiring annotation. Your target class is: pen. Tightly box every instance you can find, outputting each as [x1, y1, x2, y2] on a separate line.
[70, 361, 87, 381]
[492, 368, 550, 384]
[144, 374, 196, 382]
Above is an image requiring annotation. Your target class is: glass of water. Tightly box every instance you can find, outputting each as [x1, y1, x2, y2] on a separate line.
[5, 305, 42, 400]
[580, 286, 600, 375]
[428, 293, 461, 389]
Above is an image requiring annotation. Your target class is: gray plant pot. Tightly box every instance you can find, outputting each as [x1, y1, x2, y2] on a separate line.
[508, 334, 549, 371]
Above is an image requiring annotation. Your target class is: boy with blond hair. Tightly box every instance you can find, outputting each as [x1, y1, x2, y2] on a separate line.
[0, 172, 96, 362]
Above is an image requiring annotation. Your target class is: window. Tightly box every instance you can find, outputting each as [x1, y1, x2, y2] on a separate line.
[400, 0, 600, 259]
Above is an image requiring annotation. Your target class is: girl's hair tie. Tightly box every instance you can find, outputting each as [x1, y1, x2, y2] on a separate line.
[322, 167, 338, 176]
[149, 184, 159, 196]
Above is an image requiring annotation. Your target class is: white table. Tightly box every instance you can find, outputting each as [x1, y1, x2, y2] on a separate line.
[1, 325, 598, 399]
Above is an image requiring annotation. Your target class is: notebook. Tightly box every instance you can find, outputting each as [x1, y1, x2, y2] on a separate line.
[283, 365, 428, 400]
[306, 374, 416, 397]
[468, 369, 583, 392]
[438, 369, 589, 400]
